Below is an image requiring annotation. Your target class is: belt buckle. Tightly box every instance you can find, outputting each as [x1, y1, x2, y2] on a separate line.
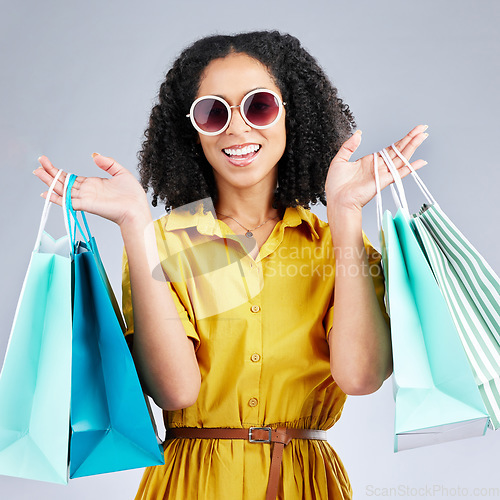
[249, 426, 272, 443]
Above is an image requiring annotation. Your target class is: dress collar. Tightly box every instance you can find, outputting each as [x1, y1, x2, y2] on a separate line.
[164, 198, 320, 240]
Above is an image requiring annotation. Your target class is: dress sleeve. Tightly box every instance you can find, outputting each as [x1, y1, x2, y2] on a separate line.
[121, 245, 201, 353]
[324, 231, 390, 341]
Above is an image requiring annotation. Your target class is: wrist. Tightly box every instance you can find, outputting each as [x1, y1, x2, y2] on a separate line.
[328, 206, 362, 240]
[120, 206, 153, 235]
[327, 206, 362, 222]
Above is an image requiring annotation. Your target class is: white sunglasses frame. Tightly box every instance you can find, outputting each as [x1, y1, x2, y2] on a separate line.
[186, 88, 286, 136]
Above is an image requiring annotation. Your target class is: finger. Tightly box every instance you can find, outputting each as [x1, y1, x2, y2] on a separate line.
[378, 158, 428, 189]
[40, 189, 64, 207]
[36, 155, 72, 180]
[37, 155, 86, 185]
[33, 169, 77, 203]
[92, 153, 125, 177]
[395, 131, 429, 164]
[35, 155, 86, 194]
[380, 133, 427, 175]
[33, 166, 66, 196]
[34, 158, 71, 200]
[390, 124, 428, 162]
[392, 124, 428, 153]
[394, 158, 428, 178]
[35, 155, 79, 188]
[333, 130, 363, 163]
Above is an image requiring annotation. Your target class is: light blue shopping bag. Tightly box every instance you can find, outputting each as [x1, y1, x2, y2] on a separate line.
[374, 151, 489, 452]
[0, 170, 73, 483]
[65, 174, 164, 478]
[389, 144, 500, 430]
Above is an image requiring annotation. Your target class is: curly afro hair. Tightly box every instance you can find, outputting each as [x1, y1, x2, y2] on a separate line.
[138, 30, 356, 214]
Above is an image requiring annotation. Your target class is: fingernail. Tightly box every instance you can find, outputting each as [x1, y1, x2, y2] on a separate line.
[422, 133, 429, 139]
[422, 161, 428, 166]
[422, 125, 429, 131]
[355, 129, 362, 135]
[40, 193, 45, 198]
[92, 152, 100, 158]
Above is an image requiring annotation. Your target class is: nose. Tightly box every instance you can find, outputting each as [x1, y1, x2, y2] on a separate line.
[225, 105, 251, 135]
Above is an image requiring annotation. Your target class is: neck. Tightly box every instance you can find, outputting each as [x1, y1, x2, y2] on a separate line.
[214, 182, 282, 226]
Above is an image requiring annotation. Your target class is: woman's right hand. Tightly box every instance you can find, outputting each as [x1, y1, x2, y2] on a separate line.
[34, 153, 151, 228]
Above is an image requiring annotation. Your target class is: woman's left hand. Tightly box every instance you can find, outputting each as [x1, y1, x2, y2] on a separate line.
[325, 124, 429, 215]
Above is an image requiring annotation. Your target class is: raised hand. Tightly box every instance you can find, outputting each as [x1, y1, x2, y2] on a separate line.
[325, 124, 429, 215]
[33, 154, 150, 227]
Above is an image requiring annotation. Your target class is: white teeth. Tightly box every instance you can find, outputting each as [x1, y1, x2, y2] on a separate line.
[223, 145, 260, 156]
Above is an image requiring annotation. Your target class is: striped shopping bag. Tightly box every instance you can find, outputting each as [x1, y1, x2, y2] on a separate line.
[389, 145, 500, 429]
[375, 150, 488, 451]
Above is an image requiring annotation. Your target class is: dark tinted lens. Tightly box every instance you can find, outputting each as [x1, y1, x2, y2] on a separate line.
[243, 92, 280, 127]
[193, 99, 228, 132]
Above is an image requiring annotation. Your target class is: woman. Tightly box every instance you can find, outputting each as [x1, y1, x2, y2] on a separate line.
[34, 31, 428, 500]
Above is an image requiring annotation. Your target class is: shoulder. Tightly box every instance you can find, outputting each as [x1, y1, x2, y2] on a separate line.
[285, 205, 328, 242]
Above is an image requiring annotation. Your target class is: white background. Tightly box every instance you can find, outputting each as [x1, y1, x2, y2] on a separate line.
[1, 0, 499, 498]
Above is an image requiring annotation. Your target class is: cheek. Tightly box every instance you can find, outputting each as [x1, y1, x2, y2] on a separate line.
[273, 123, 287, 152]
[199, 137, 218, 159]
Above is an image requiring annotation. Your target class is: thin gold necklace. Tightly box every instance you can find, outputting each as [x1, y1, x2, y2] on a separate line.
[215, 210, 279, 238]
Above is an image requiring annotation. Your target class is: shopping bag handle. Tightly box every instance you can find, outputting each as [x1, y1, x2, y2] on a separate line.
[390, 143, 437, 207]
[33, 169, 74, 254]
[380, 147, 438, 219]
[374, 144, 438, 234]
[65, 173, 94, 252]
[373, 152, 384, 232]
[379, 149, 410, 218]
[373, 149, 410, 232]
[380, 148, 410, 216]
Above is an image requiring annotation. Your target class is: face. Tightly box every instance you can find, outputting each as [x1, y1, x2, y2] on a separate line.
[194, 52, 286, 194]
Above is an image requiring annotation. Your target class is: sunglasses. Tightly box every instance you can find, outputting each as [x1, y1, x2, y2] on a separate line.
[186, 89, 286, 136]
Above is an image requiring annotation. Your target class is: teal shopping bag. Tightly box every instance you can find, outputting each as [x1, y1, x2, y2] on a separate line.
[0, 170, 72, 483]
[65, 174, 164, 478]
[388, 144, 500, 430]
[374, 151, 489, 452]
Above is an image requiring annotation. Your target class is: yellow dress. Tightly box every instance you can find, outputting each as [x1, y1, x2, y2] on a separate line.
[121, 198, 389, 500]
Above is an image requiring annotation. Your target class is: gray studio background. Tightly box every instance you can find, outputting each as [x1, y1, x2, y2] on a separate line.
[1, 0, 499, 499]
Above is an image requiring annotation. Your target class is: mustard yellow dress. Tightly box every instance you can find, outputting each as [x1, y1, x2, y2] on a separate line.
[121, 199, 389, 500]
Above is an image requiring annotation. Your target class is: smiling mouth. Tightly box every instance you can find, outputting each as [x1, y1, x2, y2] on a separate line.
[222, 144, 261, 158]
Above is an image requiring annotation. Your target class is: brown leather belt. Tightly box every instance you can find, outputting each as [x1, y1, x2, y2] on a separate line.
[164, 426, 328, 500]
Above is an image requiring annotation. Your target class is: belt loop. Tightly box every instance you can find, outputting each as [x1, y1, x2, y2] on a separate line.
[266, 426, 288, 500]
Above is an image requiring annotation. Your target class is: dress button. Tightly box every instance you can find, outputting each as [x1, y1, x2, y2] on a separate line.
[248, 398, 258, 407]
[250, 305, 260, 313]
[251, 353, 261, 362]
